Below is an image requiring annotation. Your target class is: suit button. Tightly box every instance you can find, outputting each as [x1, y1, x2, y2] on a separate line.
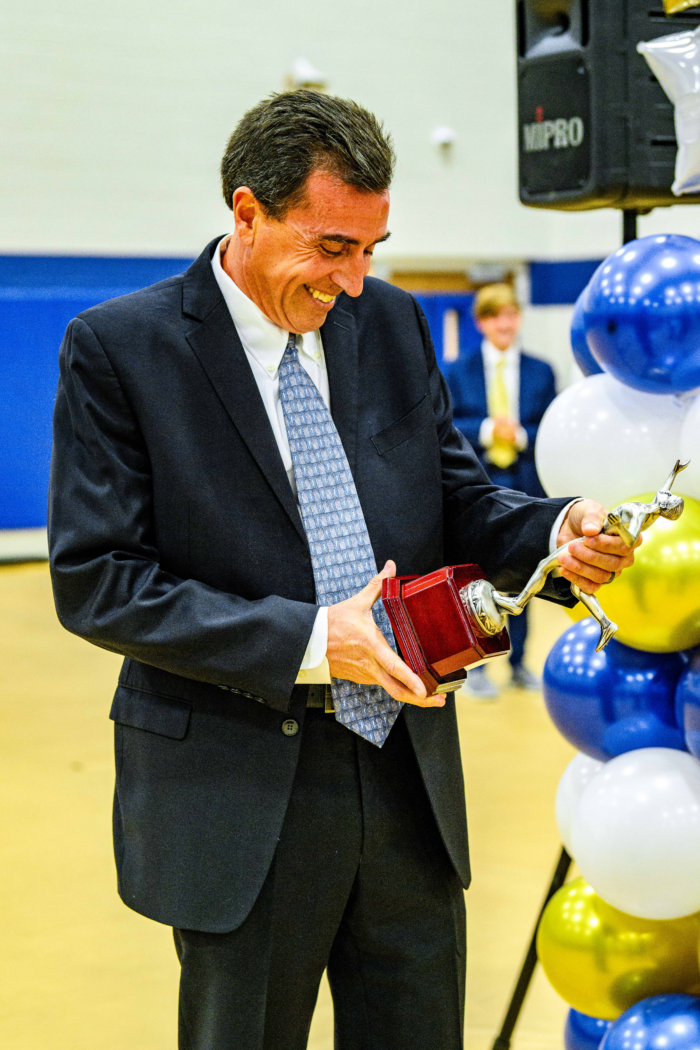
[281, 719, 299, 737]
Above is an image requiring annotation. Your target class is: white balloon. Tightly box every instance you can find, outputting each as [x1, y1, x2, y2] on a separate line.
[535, 373, 687, 507]
[571, 748, 700, 920]
[679, 393, 700, 500]
[555, 753, 605, 854]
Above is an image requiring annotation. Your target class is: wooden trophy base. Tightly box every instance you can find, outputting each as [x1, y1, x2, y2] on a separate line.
[382, 565, 511, 694]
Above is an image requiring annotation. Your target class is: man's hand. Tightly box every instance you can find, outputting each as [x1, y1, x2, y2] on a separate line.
[556, 500, 640, 594]
[493, 415, 518, 444]
[327, 560, 445, 708]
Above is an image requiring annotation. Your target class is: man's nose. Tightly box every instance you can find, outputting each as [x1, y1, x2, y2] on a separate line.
[330, 254, 367, 298]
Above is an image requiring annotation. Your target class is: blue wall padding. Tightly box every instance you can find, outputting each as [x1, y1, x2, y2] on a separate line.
[413, 293, 481, 363]
[0, 256, 192, 530]
[529, 259, 604, 305]
[0, 254, 193, 288]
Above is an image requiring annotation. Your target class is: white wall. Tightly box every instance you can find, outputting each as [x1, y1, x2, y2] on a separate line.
[4, 0, 700, 261]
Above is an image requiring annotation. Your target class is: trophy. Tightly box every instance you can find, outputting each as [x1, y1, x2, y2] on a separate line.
[383, 461, 689, 693]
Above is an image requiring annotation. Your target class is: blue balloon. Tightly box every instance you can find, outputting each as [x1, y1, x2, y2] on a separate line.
[600, 995, 700, 1050]
[571, 290, 603, 377]
[582, 234, 700, 394]
[676, 648, 700, 759]
[543, 618, 687, 761]
[565, 1009, 611, 1050]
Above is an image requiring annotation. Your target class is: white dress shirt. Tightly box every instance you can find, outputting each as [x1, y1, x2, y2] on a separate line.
[211, 237, 330, 680]
[213, 241, 579, 685]
[478, 339, 528, 455]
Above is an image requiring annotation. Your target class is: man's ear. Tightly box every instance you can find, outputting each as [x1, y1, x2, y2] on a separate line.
[231, 187, 258, 246]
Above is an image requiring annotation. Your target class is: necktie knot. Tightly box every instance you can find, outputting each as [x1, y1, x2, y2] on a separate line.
[284, 333, 298, 360]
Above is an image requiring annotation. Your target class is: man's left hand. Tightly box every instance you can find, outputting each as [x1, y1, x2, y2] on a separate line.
[555, 499, 640, 594]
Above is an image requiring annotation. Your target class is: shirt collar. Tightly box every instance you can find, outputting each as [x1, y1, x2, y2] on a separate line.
[211, 236, 320, 375]
[482, 338, 521, 367]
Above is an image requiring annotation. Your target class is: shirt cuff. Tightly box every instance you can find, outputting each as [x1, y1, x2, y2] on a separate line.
[549, 498, 584, 554]
[515, 425, 528, 452]
[296, 606, 332, 684]
[479, 417, 495, 449]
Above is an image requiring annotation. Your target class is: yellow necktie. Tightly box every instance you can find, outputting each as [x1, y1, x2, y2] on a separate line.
[487, 357, 517, 469]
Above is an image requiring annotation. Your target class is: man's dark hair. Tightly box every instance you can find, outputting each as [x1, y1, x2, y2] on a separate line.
[220, 91, 395, 217]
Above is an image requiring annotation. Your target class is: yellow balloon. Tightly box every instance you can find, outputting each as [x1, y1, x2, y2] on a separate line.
[537, 877, 700, 1021]
[579, 493, 700, 652]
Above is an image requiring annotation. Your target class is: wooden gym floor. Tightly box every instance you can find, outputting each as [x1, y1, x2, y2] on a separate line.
[0, 563, 576, 1049]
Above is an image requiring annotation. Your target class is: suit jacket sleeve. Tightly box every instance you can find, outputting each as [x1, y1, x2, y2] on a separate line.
[522, 358, 557, 451]
[48, 317, 318, 712]
[414, 302, 575, 601]
[444, 359, 485, 449]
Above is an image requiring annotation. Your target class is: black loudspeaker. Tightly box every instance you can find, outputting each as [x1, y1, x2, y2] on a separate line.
[517, 0, 700, 210]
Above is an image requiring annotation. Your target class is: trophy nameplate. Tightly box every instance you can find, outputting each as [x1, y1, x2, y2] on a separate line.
[382, 565, 511, 695]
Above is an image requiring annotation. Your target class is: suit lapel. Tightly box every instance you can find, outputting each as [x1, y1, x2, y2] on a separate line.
[321, 303, 359, 476]
[183, 256, 307, 545]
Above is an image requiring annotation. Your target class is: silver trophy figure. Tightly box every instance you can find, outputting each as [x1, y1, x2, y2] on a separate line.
[462, 461, 689, 654]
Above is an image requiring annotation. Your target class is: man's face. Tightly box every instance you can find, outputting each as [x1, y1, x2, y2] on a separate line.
[231, 169, 390, 334]
[476, 306, 522, 351]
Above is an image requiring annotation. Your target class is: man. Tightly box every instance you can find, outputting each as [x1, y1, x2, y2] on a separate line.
[48, 92, 635, 1050]
[445, 284, 557, 698]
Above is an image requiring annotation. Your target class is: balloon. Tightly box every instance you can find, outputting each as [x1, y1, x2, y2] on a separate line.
[639, 27, 700, 195]
[600, 995, 700, 1050]
[556, 752, 605, 853]
[582, 235, 700, 394]
[571, 291, 604, 377]
[571, 748, 700, 919]
[537, 878, 700, 1020]
[544, 619, 686, 761]
[680, 394, 700, 501]
[676, 649, 700, 759]
[599, 494, 700, 653]
[534, 373, 687, 507]
[565, 1009, 611, 1050]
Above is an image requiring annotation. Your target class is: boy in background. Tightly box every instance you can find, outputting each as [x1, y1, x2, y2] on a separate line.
[445, 284, 556, 698]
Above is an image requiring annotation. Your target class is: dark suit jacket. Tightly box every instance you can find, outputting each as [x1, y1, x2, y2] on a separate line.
[48, 238, 572, 934]
[444, 348, 557, 497]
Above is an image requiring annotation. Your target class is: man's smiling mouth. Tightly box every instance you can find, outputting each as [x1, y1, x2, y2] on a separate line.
[305, 285, 336, 304]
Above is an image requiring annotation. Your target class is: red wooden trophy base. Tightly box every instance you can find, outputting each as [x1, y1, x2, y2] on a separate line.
[382, 565, 511, 694]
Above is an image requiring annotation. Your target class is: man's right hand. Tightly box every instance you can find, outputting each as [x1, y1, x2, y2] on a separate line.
[326, 560, 445, 708]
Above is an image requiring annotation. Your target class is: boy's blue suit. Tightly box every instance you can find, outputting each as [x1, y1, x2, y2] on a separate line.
[444, 348, 556, 499]
[444, 347, 557, 668]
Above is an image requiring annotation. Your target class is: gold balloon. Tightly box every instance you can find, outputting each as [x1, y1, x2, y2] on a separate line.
[579, 493, 700, 652]
[664, 0, 700, 13]
[537, 877, 700, 1021]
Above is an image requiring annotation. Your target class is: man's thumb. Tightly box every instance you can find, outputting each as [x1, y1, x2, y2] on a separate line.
[357, 560, 396, 608]
[581, 508, 607, 536]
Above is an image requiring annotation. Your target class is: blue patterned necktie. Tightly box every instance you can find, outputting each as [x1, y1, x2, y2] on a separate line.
[278, 332, 402, 746]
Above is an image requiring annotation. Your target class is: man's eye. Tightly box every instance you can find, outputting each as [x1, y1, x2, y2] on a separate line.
[321, 246, 343, 257]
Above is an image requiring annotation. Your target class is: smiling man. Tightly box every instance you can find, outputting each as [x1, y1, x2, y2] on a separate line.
[48, 92, 636, 1050]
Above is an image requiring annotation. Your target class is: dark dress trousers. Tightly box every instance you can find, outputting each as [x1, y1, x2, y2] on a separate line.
[48, 238, 572, 941]
[444, 347, 557, 499]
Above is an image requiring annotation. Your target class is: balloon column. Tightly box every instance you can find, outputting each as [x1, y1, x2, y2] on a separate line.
[533, 234, 700, 1046]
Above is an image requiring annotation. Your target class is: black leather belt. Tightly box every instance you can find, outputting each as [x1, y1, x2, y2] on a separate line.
[305, 683, 334, 712]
